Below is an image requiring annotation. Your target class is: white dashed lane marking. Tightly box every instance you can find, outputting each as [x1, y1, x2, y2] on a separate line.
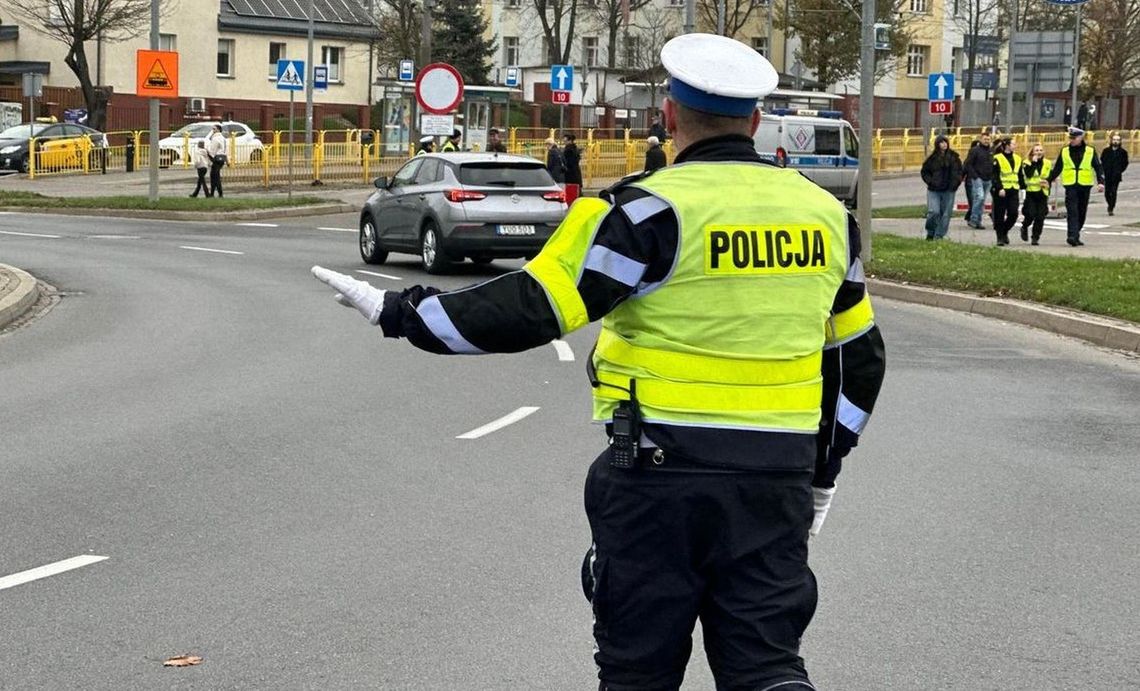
[236, 222, 279, 228]
[552, 340, 575, 361]
[0, 555, 108, 592]
[457, 407, 541, 439]
[179, 245, 244, 255]
[356, 269, 401, 280]
[319, 227, 357, 232]
[0, 230, 60, 238]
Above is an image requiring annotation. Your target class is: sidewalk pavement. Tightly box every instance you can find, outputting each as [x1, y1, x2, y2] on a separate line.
[870, 217, 1140, 260]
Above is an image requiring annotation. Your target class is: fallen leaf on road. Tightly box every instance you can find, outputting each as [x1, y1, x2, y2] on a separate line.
[163, 655, 203, 667]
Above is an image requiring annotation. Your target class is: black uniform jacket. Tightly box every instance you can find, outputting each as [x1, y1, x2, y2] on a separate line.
[376, 135, 886, 482]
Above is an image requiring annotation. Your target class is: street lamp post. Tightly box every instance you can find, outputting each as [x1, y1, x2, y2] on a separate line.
[857, 0, 875, 260]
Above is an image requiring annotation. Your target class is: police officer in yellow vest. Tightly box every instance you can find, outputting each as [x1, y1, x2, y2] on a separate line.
[441, 128, 461, 152]
[1020, 144, 1052, 245]
[1047, 126, 1104, 246]
[311, 33, 886, 690]
[990, 137, 1024, 246]
[415, 135, 434, 156]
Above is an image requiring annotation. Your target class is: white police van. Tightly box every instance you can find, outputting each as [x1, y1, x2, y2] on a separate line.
[752, 108, 859, 205]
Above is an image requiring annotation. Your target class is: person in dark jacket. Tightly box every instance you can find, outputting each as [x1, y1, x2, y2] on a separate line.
[644, 135, 667, 172]
[648, 113, 669, 141]
[1101, 133, 1129, 215]
[562, 133, 583, 186]
[487, 128, 508, 153]
[545, 138, 565, 183]
[1047, 127, 1104, 246]
[920, 135, 963, 240]
[962, 132, 993, 229]
[961, 137, 979, 218]
[990, 137, 1025, 245]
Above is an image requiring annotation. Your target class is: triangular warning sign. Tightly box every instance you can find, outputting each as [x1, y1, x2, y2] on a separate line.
[145, 60, 173, 90]
[278, 62, 303, 87]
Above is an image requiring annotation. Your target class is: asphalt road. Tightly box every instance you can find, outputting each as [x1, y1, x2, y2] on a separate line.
[2, 210, 1139, 690]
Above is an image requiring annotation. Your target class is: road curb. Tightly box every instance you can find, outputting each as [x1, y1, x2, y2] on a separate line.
[0, 203, 356, 222]
[869, 278, 1140, 354]
[0, 264, 40, 331]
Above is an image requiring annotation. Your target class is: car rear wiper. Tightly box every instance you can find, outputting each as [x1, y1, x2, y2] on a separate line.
[483, 180, 517, 187]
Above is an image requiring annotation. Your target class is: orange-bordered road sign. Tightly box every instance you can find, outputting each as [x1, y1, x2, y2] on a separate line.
[136, 50, 179, 98]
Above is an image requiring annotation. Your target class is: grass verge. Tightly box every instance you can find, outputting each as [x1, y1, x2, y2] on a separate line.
[868, 233, 1140, 323]
[0, 190, 329, 211]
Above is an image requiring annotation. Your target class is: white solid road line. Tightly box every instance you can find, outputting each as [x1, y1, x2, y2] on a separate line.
[356, 269, 401, 280]
[1042, 220, 1109, 230]
[0, 230, 61, 238]
[457, 406, 541, 439]
[88, 235, 140, 239]
[319, 227, 357, 232]
[236, 222, 279, 228]
[552, 340, 575, 361]
[179, 245, 244, 255]
[0, 555, 108, 592]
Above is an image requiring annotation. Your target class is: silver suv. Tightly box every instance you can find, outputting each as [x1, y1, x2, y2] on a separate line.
[359, 153, 569, 273]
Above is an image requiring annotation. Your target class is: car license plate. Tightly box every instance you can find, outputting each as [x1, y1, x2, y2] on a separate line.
[497, 224, 535, 236]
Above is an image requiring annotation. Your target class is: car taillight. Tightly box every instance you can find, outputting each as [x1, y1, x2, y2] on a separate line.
[445, 189, 486, 202]
[543, 190, 566, 202]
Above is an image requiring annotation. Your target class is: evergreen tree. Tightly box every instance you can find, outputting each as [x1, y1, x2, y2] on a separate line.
[432, 0, 497, 85]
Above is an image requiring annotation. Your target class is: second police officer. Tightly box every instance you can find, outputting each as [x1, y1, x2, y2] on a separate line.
[313, 34, 886, 691]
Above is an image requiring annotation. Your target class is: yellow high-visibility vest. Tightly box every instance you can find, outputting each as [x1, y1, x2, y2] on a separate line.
[1061, 146, 1096, 186]
[1024, 159, 1053, 193]
[996, 153, 1023, 190]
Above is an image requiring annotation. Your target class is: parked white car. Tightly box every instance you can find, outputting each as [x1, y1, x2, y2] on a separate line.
[158, 121, 264, 166]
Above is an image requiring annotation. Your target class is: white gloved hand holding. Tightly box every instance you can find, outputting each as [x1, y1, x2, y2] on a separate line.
[311, 265, 386, 324]
[810, 485, 836, 538]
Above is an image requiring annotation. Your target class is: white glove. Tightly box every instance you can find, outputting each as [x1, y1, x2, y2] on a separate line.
[810, 486, 836, 537]
[311, 265, 386, 324]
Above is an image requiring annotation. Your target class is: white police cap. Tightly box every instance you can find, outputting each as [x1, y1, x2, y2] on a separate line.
[419, 135, 434, 143]
[1067, 126, 1085, 137]
[661, 33, 779, 117]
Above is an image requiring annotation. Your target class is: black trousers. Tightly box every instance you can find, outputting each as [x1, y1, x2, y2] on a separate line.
[583, 450, 817, 691]
[992, 189, 1020, 239]
[209, 160, 224, 198]
[1105, 178, 1120, 212]
[1064, 185, 1092, 241]
[1021, 191, 1049, 241]
[192, 167, 209, 197]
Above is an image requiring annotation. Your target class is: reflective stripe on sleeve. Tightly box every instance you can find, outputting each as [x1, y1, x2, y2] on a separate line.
[415, 296, 487, 354]
[584, 245, 648, 287]
[837, 393, 870, 434]
[826, 292, 874, 346]
[619, 194, 670, 225]
[845, 257, 865, 284]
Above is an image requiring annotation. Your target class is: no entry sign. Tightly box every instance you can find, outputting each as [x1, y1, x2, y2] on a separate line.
[415, 63, 464, 115]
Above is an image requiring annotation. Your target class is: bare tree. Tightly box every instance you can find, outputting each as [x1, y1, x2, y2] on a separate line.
[622, 5, 680, 110]
[373, 0, 424, 79]
[948, 0, 1002, 101]
[584, 0, 651, 68]
[526, 0, 581, 64]
[7, 0, 175, 130]
[778, 0, 912, 87]
[696, 0, 758, 37]
[1079, 0, 1140, 98]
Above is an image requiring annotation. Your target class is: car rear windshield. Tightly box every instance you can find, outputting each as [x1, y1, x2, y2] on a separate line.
[458, 162, 554, 187]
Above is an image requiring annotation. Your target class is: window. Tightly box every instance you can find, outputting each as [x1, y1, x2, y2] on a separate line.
[504, 36, 519, 67]
[322, 46, 344, 82]
[505, 0, 520, 7]
[667, 0, 685, 6]
[905, 44, 928, 77]
[624, 35, 641, 67]
[268, 42, 287, 78]
[583, 36, 599, 68]
[909, 0, 928, 12]
[815, 127, 841, 156]
[159, 33, 177, 51]
[751, 0, 770, 6]
[844, 126, 859, 158]
[393, 159, 422, 187]
[47, 3, 66, 25]
[751, 36, 768, 57]
[415, 159, 442, 184]
[217, 39, 235, 77]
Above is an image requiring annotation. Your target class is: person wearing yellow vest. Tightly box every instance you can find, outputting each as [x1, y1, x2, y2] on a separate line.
[1047, 126, 1104, 246]
[990, 137, 1024, 245]
[440, 128, 461, 152]
[310, 33, 886, 691]
[414, 135, 434, 156]
[1020, 144, 1053, 245]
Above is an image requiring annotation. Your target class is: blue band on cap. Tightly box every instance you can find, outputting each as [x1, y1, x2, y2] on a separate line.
[669, 77, 757, 117]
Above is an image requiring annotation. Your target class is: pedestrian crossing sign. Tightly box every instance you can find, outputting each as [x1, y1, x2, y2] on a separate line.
[276, 60, 305, 91]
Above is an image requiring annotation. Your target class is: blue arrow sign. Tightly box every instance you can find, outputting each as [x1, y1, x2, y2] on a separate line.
[505, 66, 520, 88]
[928, 72, 954, 101]
[398, 59, 414, 82]
[276, 59, 304, 91]
[551, 64, 573, 92]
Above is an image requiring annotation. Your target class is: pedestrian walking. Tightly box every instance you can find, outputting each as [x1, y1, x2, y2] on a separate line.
[962, 136, 979, 215]
[963, 132, 994, 229]
[990, 137, 1024, 246]
[644, 135, 667, 172]
[1020, 144, 1052, 245]
[311, 32, 885, 691]
[648, 112, 669, 141]
[487, 127, 507, 153]
[920, 135, 963, 240]
[544, 137, 565, 183]
[1077, 103, 1089, 130]
[1101, 132, 1128, 216]
[1047, 127, 1104, 246]
[562, 133, 583, 186]
[206, 124, 227, 198]
[189, 141, 210, 198]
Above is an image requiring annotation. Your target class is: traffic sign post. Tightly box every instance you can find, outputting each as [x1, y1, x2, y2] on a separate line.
[415, 63, 464, 114]
[505, 66, 520, 88]
[929, 100, 953, 115]
[551, 65, 574, 92]
[552, 91, 571, 104]
[314, 65, 328, 92]
[277, 59, 306, 201]
[928, 72, 954, 102]
[399, 59, 415, 82]
[136, 50, 179, 98]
